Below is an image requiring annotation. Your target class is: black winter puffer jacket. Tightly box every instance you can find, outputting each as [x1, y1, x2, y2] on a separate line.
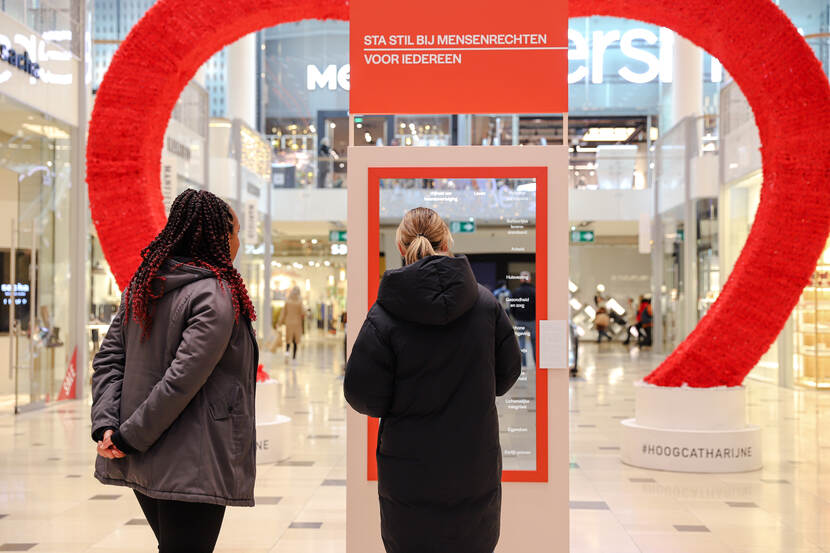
[344, 255, 522, 553]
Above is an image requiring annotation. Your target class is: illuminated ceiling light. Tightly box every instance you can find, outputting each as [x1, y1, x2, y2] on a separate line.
[650, 127, 659, 141]
[581, 127, 636, 142]
[364, 132, 372, 143]
[329, 122, 336, 129]
[21, 123, 70, 140]
[399, 123, 406, 129]
[568, 280, 578, 293]
[575, 145, 598, 153]
[311, 239, 318, 244]
[356, 123, 363, 129]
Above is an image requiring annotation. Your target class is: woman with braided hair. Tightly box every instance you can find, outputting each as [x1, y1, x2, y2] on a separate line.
[90, 189, 258, 553]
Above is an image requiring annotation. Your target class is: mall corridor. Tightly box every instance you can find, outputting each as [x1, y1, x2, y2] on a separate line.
[0, 339, 828, 552]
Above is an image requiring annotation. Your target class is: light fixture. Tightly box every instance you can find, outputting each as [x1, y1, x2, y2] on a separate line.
[581, 127, 636, 142]
[568, 280, 578, 293]
[569, 298, 583, 311]
[356, 123, 363, 129]
[364, 132, 372, 143]
[329, 122, 336, 129]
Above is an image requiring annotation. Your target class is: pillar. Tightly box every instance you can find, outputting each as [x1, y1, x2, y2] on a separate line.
[227, 33, 257, 128]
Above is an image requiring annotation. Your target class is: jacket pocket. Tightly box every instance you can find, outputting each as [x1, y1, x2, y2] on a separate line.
[209, 401, 231, 421]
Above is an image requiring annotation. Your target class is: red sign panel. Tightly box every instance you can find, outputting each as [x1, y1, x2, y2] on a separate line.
[349, 0, 568, 115]
[367, 166, 549, 483]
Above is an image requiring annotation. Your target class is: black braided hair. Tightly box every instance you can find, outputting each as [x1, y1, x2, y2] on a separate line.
[124, 189, 256, 336]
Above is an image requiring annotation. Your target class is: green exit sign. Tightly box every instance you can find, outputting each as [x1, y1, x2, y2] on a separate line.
[450, 221, 476, 233]
[570, 230, 595, 243]
[329, 230, 347, 242]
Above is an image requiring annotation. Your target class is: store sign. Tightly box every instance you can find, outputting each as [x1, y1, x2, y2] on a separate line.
[0, 11, 79, 126]
[160, 156, 177, 215]
[350, 0, 567, 114]
[243, 199, 258, 245]
[1, 282, 30, 306]
[0, 44, 40, 79]
[450, 220, 476, 233]
[329, 230, 347, 242]
[568, 27, 723, 85]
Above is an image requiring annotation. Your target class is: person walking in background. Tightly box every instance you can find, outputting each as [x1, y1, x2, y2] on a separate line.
[344, 207, 521, 553]
[493, 279, 512, 317]
[623, 297, 638, 345]
[90, 189, 258, 553]
[638, 297, 654, 347]
[279, 286, 305, 363]
[514, 271, 537, 368]
[595, 307, 613, 343]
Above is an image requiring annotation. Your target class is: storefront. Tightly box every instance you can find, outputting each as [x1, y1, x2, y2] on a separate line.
[0, 8, 83, 412]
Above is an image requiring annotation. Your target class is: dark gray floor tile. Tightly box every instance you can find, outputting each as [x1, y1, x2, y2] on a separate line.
[726, 501, 758, 508]
[630, 477, 656, 483]
[256, 497, 282, 505]
[47, 457, 60, 461]
[0, 545, 37, 551]
[569, 501, 609, 510]
[322, 479, 346, 486]
[289, 522, 323, 529]
[599, 446, 620, 450]
[126, 519, 149, 525]
[66, 475, 81, 478]
[674, 525, 710, 532]
[308, 434, 339, 439]
[89, 494, 121, 500]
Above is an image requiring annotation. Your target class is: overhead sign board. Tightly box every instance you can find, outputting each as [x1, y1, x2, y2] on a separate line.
[349, 0, 568, 114]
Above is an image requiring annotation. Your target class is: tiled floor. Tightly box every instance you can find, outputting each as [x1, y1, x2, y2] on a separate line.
[2, 335, 830, 552]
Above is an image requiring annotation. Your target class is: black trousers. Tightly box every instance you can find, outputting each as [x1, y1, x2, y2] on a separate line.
[134, 491, 226, 553]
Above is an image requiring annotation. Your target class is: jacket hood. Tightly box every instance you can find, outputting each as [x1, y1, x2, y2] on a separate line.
[377, 255, 479, 326]
[155, 257, 217, 295]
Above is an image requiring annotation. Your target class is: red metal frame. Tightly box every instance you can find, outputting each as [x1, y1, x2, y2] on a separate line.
[366, 166, 549, 483]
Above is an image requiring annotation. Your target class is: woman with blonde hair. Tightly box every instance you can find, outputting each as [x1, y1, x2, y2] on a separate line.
[345, 207, 521, 553]
[279, 286, 304, 362]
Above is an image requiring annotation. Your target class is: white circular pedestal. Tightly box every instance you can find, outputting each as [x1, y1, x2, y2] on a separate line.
[256, 415, 292, 464]
[620, 382, 762, 473]
[255, 379, 291, 464]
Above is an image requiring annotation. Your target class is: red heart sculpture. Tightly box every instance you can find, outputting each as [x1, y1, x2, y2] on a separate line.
[88, 0, 830, 388]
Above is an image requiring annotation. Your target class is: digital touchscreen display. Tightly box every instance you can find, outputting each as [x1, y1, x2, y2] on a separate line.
[368, 167, 548, 482]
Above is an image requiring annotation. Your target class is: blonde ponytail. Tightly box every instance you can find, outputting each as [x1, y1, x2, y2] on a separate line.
[396, 207, 452, 265]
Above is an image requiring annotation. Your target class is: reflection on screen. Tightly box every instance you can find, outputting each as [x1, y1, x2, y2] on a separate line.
[379, 176, 538, 472]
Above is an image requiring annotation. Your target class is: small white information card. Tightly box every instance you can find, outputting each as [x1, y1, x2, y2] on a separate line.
[539, 320, 568, 369]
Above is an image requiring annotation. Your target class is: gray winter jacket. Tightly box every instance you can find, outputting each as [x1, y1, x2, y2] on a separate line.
[91, 259, 258, 506]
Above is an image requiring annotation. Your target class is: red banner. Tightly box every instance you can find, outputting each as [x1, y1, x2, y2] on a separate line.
[349, 0, 568, 115]
[57, 347, 78, 401]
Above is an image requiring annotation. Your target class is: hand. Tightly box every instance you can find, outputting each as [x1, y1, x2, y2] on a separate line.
[97, 429, 127, 459]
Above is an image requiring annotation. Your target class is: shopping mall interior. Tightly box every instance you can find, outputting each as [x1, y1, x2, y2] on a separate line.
[1, 0, 830, 551]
